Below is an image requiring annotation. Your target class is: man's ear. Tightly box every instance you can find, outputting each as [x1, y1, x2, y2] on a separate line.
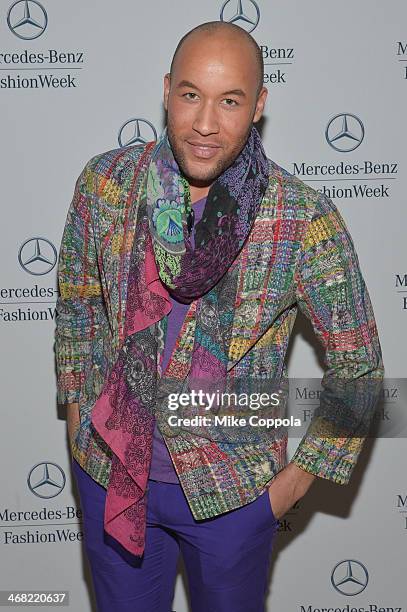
[253, 86, 268, 123]
[163, 73, 171, 111]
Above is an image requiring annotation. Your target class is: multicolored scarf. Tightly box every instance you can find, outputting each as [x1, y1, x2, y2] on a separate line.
[148, 126, 268, 301]
[91, 125, 269, 558]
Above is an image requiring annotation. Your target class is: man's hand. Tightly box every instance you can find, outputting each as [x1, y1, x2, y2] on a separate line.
[267, 462, 316, 520]
[66, 402, 80, 448]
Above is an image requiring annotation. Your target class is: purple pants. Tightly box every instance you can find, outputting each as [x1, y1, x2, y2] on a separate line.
[72, 458, 278, 612]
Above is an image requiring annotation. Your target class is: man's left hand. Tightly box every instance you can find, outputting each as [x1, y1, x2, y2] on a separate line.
[266, 462, 317, 520]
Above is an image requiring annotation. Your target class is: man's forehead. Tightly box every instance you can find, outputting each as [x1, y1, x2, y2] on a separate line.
[172, 29, 256, 70]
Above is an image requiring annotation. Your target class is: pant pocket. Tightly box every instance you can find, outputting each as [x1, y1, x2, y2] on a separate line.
[261, 487, 278, 525]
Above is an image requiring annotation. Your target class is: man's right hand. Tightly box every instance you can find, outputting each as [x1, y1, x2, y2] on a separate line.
[66, 402, 80, 448]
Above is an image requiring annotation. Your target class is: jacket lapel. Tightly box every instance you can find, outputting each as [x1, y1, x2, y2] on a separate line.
[223, 169, 282, 371]
[97, 144, 155, 346]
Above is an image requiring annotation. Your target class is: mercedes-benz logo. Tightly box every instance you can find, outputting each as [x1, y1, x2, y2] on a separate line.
[18, 237, 57, 276]
[325, 113, 365, 153]
[7, 0, 48, 40]
[27, 462, 66, 499]
[118, 118, 157, 148]
[331, 560, 369, 596]
[220, 0, 260, 33]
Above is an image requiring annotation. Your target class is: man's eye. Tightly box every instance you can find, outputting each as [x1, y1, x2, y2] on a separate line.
[184, 92, 198, 100]
[222, 98, 238, 106]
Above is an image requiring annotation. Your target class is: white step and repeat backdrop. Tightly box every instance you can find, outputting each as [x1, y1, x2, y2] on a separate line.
[1, 1, 406, 610]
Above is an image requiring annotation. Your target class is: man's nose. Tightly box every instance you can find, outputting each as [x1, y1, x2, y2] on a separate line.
[192, 101, 219, 135]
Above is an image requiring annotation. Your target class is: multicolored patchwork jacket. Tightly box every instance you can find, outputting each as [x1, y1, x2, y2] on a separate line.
[54, 140, 384, 517]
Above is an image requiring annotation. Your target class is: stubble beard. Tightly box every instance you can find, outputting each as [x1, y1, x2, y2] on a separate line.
[166, 120, 251, 186]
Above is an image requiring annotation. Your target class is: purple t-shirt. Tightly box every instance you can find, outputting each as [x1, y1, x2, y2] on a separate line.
[148, 196, 207, 483]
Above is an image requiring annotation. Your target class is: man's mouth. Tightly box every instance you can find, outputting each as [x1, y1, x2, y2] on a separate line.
[186, 140, 221, 160]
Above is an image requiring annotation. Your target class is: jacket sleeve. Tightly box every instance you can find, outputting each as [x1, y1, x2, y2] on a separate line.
[54, 159, 110, 405]
[290, 192, 384, 484]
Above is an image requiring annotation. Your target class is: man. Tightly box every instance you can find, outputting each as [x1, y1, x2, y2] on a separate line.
[55, 20, 384, 612]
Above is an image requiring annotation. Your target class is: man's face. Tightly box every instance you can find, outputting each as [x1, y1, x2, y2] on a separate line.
[163, 32, 267, 187]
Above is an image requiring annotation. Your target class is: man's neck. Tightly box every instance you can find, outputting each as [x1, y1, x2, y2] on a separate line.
[189, 184, 210, 205]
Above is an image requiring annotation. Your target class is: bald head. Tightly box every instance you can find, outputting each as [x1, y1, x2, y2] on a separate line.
[163, 20, 268, 190]
[170, 21, 264, 96]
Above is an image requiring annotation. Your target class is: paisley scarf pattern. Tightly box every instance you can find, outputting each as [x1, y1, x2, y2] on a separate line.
[147, 126, 269, 301]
